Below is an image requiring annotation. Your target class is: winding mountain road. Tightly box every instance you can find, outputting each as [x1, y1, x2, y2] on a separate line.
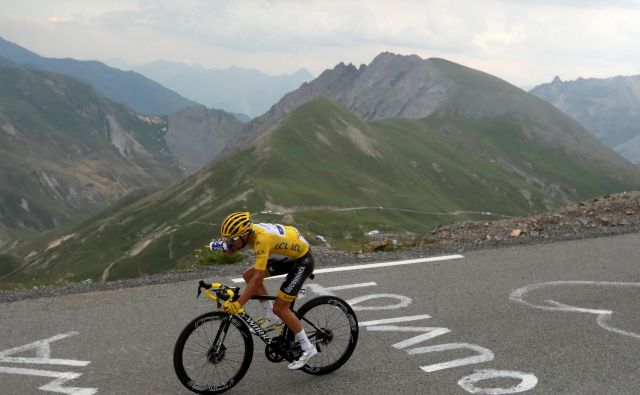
[1, 233, 639, 394]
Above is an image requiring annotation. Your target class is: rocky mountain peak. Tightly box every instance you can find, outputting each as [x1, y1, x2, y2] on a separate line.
[238, 51, 450, 140]
[233, 51, 615, 163]
[313, 61, 361, 90]
[369, 51, 424, 69]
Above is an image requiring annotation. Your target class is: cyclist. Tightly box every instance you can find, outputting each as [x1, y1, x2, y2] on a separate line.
[214, 211, 316, 369]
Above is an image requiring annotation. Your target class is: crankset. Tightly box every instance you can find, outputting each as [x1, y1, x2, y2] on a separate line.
[265, 344, 286, 362]
[265, 336, 287, 363]
[265, 337, 303, 363]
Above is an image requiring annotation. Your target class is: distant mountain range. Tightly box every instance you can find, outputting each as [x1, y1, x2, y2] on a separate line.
[133, 60, 313, 118]
[4, 53, 638, 288]
[0, 37, 197, 116]
[530, 75, 640, 164]
[0, 58, 245, 249]
[0, 61, 184, 247]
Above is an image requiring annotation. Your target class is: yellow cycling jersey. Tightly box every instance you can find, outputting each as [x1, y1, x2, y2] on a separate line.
[250, 223, 309, 271]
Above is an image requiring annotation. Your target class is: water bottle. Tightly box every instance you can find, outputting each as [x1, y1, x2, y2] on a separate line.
[209, 241, 226, 251]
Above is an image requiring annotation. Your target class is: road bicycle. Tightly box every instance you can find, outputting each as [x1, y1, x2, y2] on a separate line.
[173, 278, 359, 394]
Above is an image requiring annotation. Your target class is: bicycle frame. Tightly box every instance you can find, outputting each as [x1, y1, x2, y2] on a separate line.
[237, 311, 276, 345]
[249, 294, 328, 339]
[202, 283, 326, 356]
[211, 294, 325, 356]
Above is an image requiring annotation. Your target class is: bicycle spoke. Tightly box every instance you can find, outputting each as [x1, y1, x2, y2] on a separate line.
[178, 316, 251, 389]
[291, 297, 359, 374]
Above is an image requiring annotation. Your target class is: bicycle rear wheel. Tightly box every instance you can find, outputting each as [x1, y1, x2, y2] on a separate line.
[173, 312, 253, 394]
[291, 296, 359, 375]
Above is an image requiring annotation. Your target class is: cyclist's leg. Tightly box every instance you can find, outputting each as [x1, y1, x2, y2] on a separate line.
[275, 295, 317, 369]
[273, 297, 301, 331]
[272, 251, 314, 330]
[270, 251, 317, 369]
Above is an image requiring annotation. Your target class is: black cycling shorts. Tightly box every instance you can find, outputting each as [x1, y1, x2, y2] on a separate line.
[265, 251, 314, 302]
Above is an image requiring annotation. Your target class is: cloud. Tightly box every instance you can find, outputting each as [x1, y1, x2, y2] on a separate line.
[1, 0, 640, 85]
[90, 1, 478, 53]
[50, 16, 75, 24]
[473, 18, 527, 56]
[502, 0, 640, 9]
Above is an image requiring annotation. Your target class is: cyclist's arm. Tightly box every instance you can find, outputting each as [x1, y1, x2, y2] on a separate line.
[254, 239, 268, 271]
[236, 238, 269, 306]
[237, 268, 265, 306]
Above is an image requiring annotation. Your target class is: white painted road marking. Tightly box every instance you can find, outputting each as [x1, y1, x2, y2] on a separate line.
[313, 279, 538, 394]
[308, 282, 377, 293]
[458, 369, 539, 394]
[0, 357, 88, 366]
[510, 281, 640, 340]
[0, 367, 95, 395]
[232, 254, 464, 282]
[0, 332, 96, 395]
[347, 293, 413, 311]
[359, 314, 433, 327]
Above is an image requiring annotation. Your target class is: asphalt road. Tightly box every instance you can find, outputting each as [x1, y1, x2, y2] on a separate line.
[1, 233, 639, 394]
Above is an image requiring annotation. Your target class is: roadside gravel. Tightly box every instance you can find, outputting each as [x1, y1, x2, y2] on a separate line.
[2, 190, 639, 304]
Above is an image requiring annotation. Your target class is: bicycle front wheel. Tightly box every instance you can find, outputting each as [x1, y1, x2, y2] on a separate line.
[173, 312, 253, 394]
[292, 296, 359, 375]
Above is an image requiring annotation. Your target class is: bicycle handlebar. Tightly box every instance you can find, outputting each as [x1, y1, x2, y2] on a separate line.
[197, 280, 240, 303]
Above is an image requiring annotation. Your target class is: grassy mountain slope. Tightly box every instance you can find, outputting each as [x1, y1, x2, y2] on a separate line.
[0, 36, 197, 116]
[4, 96, 638, 288]
[0, 65, 183, 245]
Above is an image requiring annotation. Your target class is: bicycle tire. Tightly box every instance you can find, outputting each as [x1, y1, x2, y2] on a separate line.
[289, 295, 359, 375]
[173, 311, 253, 394]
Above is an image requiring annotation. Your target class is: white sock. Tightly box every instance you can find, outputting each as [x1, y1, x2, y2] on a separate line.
[295, 329, 314, 352]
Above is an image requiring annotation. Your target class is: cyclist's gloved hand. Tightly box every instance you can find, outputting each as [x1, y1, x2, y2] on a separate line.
[222, 300, 244, 315]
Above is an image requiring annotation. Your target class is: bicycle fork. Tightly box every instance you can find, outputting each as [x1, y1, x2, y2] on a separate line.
[208, 317, 232, 362]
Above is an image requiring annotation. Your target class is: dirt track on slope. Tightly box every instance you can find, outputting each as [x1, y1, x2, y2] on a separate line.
[2, 191, 639, 303]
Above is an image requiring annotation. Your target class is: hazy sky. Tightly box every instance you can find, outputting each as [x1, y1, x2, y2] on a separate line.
[1, 0, 639, 87]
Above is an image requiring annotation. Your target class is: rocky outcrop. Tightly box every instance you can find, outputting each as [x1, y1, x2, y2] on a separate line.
[422, 191, 640, 252]
[232, 53, 463, 151]
[242, 53, 451, 134]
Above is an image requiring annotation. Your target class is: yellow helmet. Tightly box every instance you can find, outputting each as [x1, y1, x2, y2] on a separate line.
[220, 212, 252, 238]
